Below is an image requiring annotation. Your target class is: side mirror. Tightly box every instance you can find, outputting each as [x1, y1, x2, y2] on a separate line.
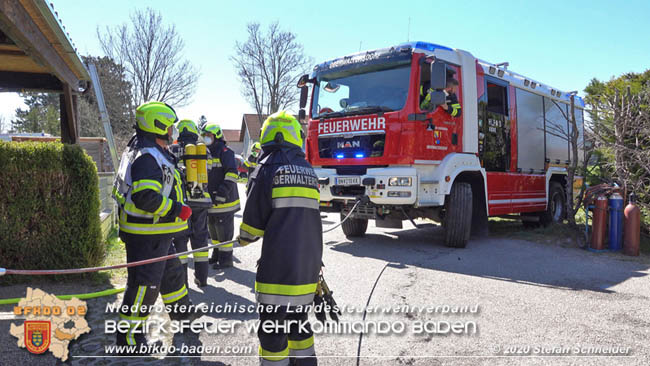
[426, 90, 447, 109]
[297, 74, 309, 88]
[430, 61, 446, 90]
[299, 86, 308, 109]
[298, 109, 306, 124]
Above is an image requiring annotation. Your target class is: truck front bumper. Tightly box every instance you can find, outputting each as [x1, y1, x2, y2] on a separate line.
[315, 167, 418, 206]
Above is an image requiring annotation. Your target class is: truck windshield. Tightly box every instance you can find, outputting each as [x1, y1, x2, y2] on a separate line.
[311, 59, 411, 119]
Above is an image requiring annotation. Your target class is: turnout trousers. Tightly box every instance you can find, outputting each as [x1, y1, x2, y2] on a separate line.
[208, 214, 234, 267]
[173, 208, 210, 285]
[116, 232, 191, 347]
[258, 305, 316, 366]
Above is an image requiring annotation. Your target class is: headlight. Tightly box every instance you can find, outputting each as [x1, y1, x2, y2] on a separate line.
[388, 177, 412, 186]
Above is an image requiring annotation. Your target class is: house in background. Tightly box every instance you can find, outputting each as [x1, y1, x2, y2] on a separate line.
[239, 113, 266, 158]
[223, 129, 242, 155]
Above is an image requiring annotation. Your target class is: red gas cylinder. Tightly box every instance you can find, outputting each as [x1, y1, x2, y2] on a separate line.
[591, 195, 608, 250]
[624, 193, 641, 256]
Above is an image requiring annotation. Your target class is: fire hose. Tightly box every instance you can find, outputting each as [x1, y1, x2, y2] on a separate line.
[0, 196, 366, 303]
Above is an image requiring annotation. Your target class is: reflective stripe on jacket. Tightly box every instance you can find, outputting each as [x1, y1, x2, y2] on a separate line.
[207, 140, 240, 216]
[240, 147, 322, 306]
[113, 135, 188, 236]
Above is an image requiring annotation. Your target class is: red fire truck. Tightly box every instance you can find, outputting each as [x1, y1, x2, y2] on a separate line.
[296, 41, 585, 248]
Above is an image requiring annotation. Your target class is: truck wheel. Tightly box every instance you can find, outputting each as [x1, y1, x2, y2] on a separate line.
[539, 182, 565, 227]
[341, 213, 368, 237]
[444, 182, 472, 248]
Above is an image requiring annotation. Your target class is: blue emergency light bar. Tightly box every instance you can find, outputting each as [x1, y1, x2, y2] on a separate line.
[355, 153, 365, 158]
[398, 41, 453, 53]
[336, 154, 344, 159]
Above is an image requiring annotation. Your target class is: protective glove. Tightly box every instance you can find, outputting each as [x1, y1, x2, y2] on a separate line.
[178, 205, 192, 221]
[236, 235, 252, 247]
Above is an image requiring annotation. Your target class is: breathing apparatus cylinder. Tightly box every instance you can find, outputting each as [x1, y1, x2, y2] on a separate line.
[196, 143, 208, 184]
[185, 144, 198, 185]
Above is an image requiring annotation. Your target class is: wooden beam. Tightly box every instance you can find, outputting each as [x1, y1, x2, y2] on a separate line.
[0, 0, 80, 89]
[60, 83, 78, 144]
[0, 70, 62, 91]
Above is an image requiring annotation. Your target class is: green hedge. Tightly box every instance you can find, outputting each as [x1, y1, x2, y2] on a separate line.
[0, 141, 105, 281]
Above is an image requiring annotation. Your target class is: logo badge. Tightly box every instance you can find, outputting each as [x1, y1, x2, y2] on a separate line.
[25, 321, 51, 354]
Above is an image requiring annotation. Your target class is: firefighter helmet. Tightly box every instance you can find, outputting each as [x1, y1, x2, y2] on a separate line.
[260, 111, 303, 148]
[135, 101, 178, 137]
[202, 123, 224, 139]
[176, 119, 199, 136]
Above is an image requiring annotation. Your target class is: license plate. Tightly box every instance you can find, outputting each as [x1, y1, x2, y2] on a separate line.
[335, 176, 361, 186]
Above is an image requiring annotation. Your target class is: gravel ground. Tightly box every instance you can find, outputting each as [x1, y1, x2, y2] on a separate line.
[1, 183, 649, 366]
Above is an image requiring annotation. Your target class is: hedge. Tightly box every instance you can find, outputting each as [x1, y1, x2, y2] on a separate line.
[0, 141, 105, 282]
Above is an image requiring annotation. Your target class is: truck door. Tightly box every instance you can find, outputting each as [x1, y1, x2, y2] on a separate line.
[415, 62, 462, 161]
[479, 77, 512, 214]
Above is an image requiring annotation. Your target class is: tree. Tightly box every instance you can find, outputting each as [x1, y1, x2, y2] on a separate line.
[542, 97, 592, 225]
[584, 70, 650, 230]
[97, 8, 199, 108]
[231, 22, 311, 124]
[12, 93, 60, 135]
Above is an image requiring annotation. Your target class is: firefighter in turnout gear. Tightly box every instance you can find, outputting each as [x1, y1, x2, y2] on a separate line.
[244, 141, 261, 175]
[202, 123, 240, 269]
[169, 119, 211, 287]
[238, 111, 322, 366]
[420, 78, 462, 117]
[112, 101, 195, 351]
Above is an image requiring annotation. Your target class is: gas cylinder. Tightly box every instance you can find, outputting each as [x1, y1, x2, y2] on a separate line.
[591, 195, 608, 251]
[196, 143, 208, 185]
[184, 144, 198, 184]
[608, 193, 624, 251]
[623, 193, 640, 256]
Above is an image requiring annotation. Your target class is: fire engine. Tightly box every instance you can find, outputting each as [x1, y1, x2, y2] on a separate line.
[296, 41, 585, 248]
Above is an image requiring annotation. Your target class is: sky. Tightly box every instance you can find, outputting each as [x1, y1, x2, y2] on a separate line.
[1, 0, 649, 133]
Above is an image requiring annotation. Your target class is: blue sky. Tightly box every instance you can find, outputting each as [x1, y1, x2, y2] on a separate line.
[1, 0, 649, 132]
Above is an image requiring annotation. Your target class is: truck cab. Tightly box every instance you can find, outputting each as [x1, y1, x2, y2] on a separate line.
[299, 41, 584, 248]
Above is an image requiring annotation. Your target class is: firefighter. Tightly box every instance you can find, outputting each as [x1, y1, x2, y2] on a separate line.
[169, 119, 211, 287]
[202, 123, 240, 269]
[238, 111, 322, 366]
[112, 101, 195, 351]
[244, 141, 261, 175]
[420, 78, 462, 117]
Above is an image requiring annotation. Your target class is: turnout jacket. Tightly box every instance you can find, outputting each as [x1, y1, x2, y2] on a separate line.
[244, 152, 258, 172]
[206, 140, 240, 216]
[239, 146, 323, 306]
[114, 133, 188, 237]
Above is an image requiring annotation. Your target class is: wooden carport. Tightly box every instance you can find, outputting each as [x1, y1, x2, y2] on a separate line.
[0, 0, 89, 144]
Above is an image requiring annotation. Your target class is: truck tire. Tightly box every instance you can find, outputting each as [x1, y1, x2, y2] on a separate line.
[539, 182, 565, 227]
[341, 213, 368, 237]
[444, 182, 472, 248]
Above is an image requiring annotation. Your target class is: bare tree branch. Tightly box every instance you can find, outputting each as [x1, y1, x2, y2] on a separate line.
[231, 22, 312, 124]
[97, 8, 199, 107]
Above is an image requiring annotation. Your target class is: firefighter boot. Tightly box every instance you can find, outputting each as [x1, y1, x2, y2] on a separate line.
[209, 244, 219, 265]
[213, 247, 233, 269]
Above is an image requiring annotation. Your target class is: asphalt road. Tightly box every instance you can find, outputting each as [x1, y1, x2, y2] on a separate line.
[2, 183, 649, 365]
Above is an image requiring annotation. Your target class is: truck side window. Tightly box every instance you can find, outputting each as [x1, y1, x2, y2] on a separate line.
[419, 62, 431, 109]
[480, 80, 511, 172]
